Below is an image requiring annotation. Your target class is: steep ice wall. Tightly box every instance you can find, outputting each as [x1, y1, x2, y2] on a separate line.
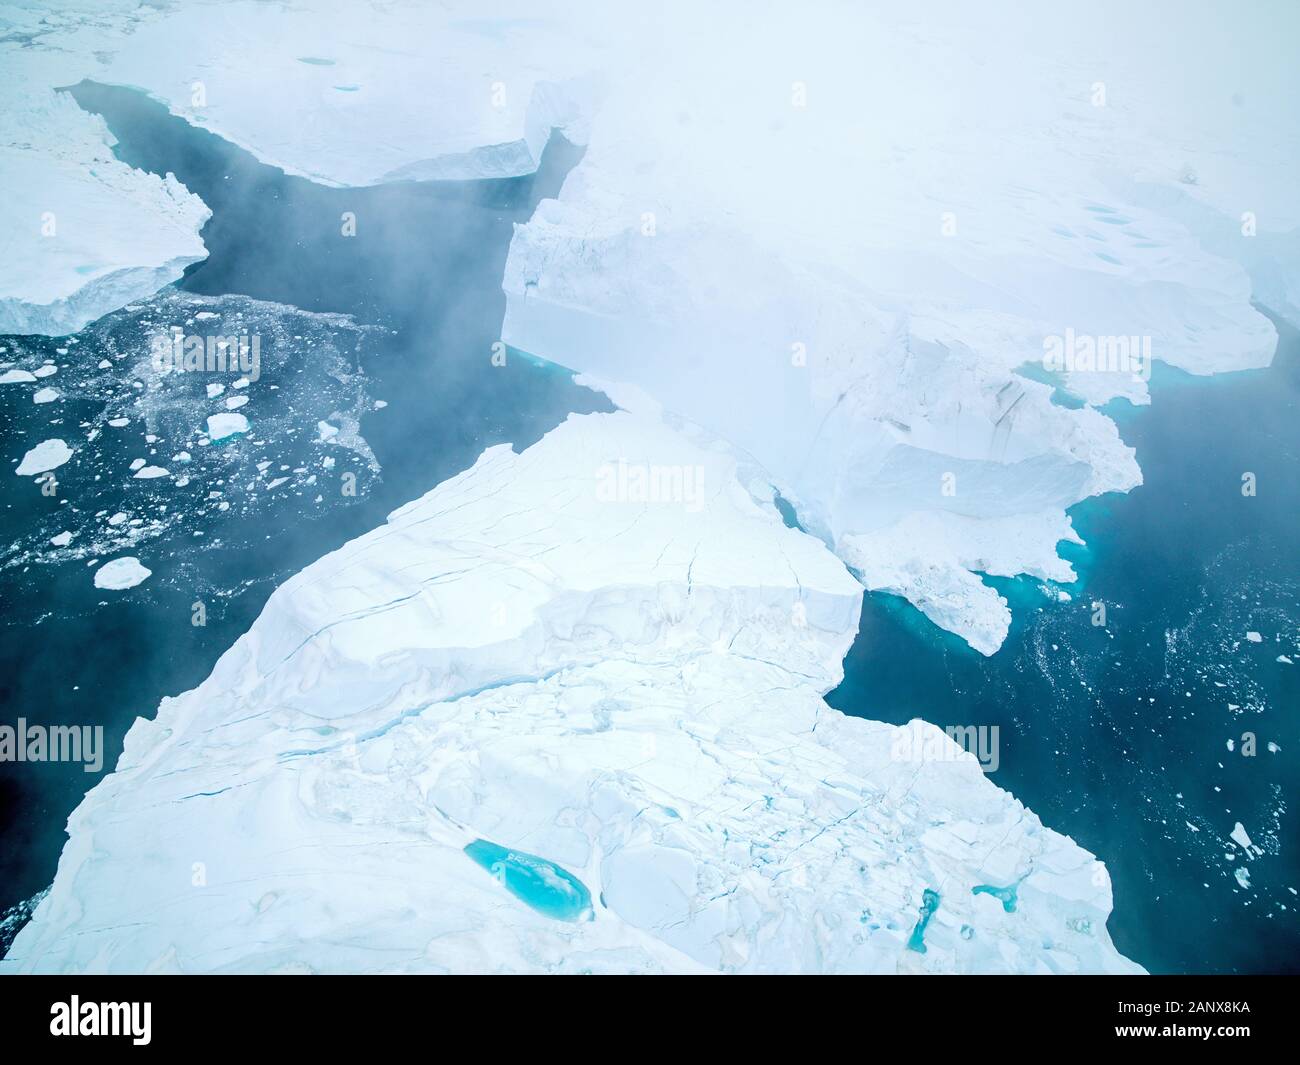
[0, 4, 210, 335]
[5, 411, 1141, 973]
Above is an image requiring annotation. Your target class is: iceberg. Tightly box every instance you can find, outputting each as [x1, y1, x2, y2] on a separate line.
[6, 410, 1140, 973]
[4, 4, 1292, 644]
[497, 2, 1299, 652]
[3, 0, 1289, 974]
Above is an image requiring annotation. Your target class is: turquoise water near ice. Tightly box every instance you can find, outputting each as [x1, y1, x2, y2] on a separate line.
[907, 888, 941, 953]
[464, 839, 593, 922]
[972, 883, 1019, 913]
[830, 316, 1300, 974]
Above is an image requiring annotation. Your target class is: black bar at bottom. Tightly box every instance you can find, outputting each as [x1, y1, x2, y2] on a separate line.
[0, 974, 1290, 1051]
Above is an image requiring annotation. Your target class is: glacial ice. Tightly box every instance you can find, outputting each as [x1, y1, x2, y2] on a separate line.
[3, 0, 1289, 973]
[4, 0, 1296, 649]
[0, 4, 210, 336]
[8, 410, 1141, 972]
[497, 2, 1299, 652]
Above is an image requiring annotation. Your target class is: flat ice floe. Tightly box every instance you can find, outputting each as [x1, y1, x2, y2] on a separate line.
[205, 412, 249, 441]
[92, 556, 151, 590]
[6, 410, 1141, 974]
[14, 438, 72, 476]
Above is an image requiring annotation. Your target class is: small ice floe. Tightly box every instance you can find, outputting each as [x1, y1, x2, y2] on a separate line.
[195, 311, 219, 321]
[1234, 866, 1251, 890]
[107, 512, 128, 526]
[97, 359, 112, 369]
[1278, 655, 1293, 665]
[33, 365, 57, 378]
[15, 438, 72, 475]
[318, 420, 339, 441]
[1267, 741, 1281, 753]
[206, 382, 225, 399]
[50, 531, 73, 547]
[374, 399, 388, 409]
[1230, 822, 1261, 858]
[1246, 631, 1263, 643]
[226, 395, 249, 410]
[33, 387, 58, 403]
[107, 417, 129, 427]
[129, 458, 146, 471]
[93, 557, 151, 590]
[134, 466, 170, 479]
[1227, 738, 1235, 752]
[206, 412, 249, 441]
[0, 369, 37, 383]
[233, 377, 250, 389]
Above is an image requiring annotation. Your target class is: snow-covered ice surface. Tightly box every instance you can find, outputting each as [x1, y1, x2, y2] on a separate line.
[6, 410, 1141, 973]
[83, 0, 599, 187]
[498, 2, 1300, 653]
[3, 0, 1291, 973]
[0, 2, 210, 335]
[4, 0, 1297, 649]
[13, 438, 72, 477]
[92, 555, 150, 590]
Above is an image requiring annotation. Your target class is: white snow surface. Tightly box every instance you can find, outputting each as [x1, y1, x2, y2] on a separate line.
[14, 438, 72, 476]
[92, 556, 151, 590]
[206, 412, 249, 441]
[0, 2, 210, 335]
[4, 0, 1297, 649]
[6, 411, 1140, 973]
[497, 1, 1300, 651]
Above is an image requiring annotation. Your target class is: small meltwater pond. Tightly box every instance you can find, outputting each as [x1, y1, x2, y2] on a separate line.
[906, 888, 941, 953]
[464, 839, 594, 923]
[972, 882, 1020, 913]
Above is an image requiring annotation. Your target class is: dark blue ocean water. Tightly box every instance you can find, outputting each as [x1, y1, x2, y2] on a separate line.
[830, 317, 1300, 974]
[0, 83, 609, 940]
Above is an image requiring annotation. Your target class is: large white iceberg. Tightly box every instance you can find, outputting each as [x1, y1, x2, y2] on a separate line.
[4, 3, 1294, 651]
[6, 410, 1141, 973]
[498, 2, 1299, 652]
